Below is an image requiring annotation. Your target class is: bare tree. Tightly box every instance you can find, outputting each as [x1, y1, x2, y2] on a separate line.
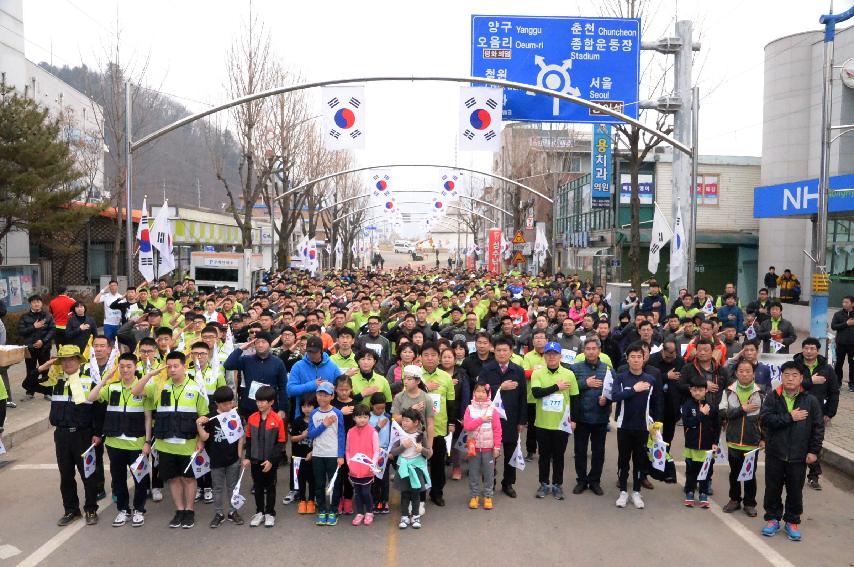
[212, 14, 276, 250]
[321, 169, 365, 269]
[85, 34, 162, 277]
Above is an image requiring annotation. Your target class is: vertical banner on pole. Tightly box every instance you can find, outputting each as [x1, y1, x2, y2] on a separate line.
[487, 227, 502, 273]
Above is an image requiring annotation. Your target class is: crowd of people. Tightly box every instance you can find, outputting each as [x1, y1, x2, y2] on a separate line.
[0, 267, 847, 543]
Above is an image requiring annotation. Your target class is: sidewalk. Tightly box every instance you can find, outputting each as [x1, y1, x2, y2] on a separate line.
[2, 362, 53, 450]
[823, 388, 854, 476]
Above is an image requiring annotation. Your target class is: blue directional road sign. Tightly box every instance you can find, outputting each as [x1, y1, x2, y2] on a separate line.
[471, 15, 640, 123]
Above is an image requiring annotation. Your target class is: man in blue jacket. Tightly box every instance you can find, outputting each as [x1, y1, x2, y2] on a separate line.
[641, 281, 667, 321]
[287, 336, 342, 417]
[570, 337, 612, 496]
[224, 331, 288, 419]
[612, 341, 663, 510]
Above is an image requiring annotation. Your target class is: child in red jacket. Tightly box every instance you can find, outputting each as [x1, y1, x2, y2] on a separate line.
[463, 383, 502, 510]
[243, 386, 286, 528]
[345, 405, 379, 526]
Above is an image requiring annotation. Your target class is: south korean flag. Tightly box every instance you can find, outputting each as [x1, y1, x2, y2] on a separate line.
[322, 86, 365, 151]
[381, 196, 398, 215]
[430, 196, 448, 218]
[439, 171, 464, 201]
[371, 171, 392, 199]
[459, 86, 502, 152]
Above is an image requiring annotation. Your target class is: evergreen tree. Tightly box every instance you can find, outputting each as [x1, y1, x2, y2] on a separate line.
[0, 83, 103, 264]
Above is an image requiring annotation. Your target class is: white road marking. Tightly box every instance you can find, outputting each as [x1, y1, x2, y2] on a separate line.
[11, 464, 58, 471]
[0, 544, 22, 560]
[674, 470, 798, 567]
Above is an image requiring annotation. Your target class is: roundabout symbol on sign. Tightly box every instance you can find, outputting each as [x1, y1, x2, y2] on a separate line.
[528, 55, 581, 116]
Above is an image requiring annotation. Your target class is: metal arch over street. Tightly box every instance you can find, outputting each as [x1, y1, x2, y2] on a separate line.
[276, 163, 554, 204]
[130, 76, 691, 155]
[331, 201, 495, 225]
[350, 215, 463, 234]
[125, 75, 693, 276]
[317, 190, 514, 217]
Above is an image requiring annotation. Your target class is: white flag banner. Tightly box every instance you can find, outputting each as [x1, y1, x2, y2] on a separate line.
[308, 239, 319, 274]
[737, 448, 760, 482]
[602, 368, 614, 400]
[87, 341, 102, 384]
[130, 452, 151, 483]
[491, 389, 507, 420]
[136, 197, 155, 282]
[349, 452, 377, 470]
[82, 443, 97, 479]
[231, 467, 246, 510]
[558, 398, 573, 434]
[371, 171, 393, 199]
[648, 203, 673, 274]
[769, 339, 784, 354]
[444, 431, 453, 456]
[223, 327, 236, 357]
[702, 297, 715, 315]
[645, 384, 655, 430]
[439, 171, 464, 201]
[670, 201, 687, 282]
[292, 456, 302, 490]
[152, 202, 175, 276]
[215, 410, 244, 444]
[696, 450, 714, 481]
[459, 86, 502, 152]
[509, 435, 526, 471]
[321, 86, 365, 150]
[713, 435, 728, 465]
[533, 222, 550, 265]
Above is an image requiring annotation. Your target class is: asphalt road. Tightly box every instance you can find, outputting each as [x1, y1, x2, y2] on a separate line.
[1, 425, 852, 567]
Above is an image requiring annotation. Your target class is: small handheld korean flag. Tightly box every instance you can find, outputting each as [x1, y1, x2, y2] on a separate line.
[737, 448, 760, 482]
[645, 384, 655, 430]
[769, 364, 782, 390]
[745, 325, 757, 340]
[702, 297, 715, 315]
[374, 448, 389, 480]
[444, 431, 453, 457]
[770, 339, 784, 354]
[389, 419, 406, 449]
[558, 398, 573, 434]
[325, 466, 341, 497]
[491, 389, 507, 420]
[130, 452, 151, 483]
[186, 449, 212, 479]
[82, 443, 97, 479]
[371, 172, 392, 199]
[292, 456, 302, 490]
[648, 203, 673, 274]
[216, 410, 244, 444]
[231, 467, 246, 510]
[509, 435, 526, 471]
[453, 429, 470, 452]
[459, 86, 502, 152]
[0, 436, 6, 456]
[322, 86, 365, 150]
[650, 437, 668, 472]
[223, 327, 236, 356]
[349, 452, 376, 469]
[602, 368, 614, 400]
[696, 450, 714, 481]
[714, 434, 728, 464]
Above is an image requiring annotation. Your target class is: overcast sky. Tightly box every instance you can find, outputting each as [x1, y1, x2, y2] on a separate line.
[20, 0, 853, 222]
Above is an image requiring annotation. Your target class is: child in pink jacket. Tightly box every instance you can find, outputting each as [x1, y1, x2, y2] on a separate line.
[346, 405, 380, 526]
[463, 383, 503, 510]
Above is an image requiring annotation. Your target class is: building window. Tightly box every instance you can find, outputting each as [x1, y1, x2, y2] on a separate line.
[87, 242, 111, 284]
[696, 174, 719, 206]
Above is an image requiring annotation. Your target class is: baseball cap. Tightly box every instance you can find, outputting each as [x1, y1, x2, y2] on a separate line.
[316, 381, 334, 395]
[255, 331, 273, 344]
[543, 341, 562, 354]
[403, 365, 423, 379]
[145, 307, 162, 317]
[306, 336, 324, 353]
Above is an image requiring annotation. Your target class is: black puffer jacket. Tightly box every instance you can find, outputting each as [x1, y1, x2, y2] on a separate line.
[760, 386, 824, 462]
[17, 310, 55, 347]
[830, 309, 854, 346]
[793, 353, 840, 419]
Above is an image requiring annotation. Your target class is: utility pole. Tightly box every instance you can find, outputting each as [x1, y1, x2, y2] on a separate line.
[196, 177, 201, 208]
[124, 80, 134, 281]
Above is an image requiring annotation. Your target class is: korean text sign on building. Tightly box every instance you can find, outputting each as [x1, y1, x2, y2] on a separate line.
[471, 16, 641, 123]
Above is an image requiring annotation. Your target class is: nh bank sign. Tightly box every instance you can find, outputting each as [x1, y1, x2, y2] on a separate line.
[754, 173, 854, 218]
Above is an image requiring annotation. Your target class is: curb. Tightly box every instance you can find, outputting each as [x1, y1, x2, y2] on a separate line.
[3, 407, 51, 450]
[823, 441, 854, 478]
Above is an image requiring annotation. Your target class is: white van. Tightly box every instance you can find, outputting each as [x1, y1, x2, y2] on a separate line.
[394, 240, 414, 253]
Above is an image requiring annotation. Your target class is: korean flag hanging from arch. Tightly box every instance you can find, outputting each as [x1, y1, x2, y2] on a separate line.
[371, 171, 393, 199]
[459, 87, 502, 152]
[322, 86, 365, 150]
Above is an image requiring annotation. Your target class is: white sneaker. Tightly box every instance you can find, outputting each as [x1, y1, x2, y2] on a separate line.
[283, 490, 297, 505]
[418, 502, 426, 516]
[195, 488, 202, 502]
[112, 510, 128, 527]
[131, 510, 144, 527]
[264, 514, 275, 528]
[203, 488, 213, 503]
[631, 491, 645, 509]
[151, 488, 163, 502]
[411, 515, 422, 529]
[616, 491, 629, 508]
[398, 516, 410, 529]
[249, 512, 265, 527]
